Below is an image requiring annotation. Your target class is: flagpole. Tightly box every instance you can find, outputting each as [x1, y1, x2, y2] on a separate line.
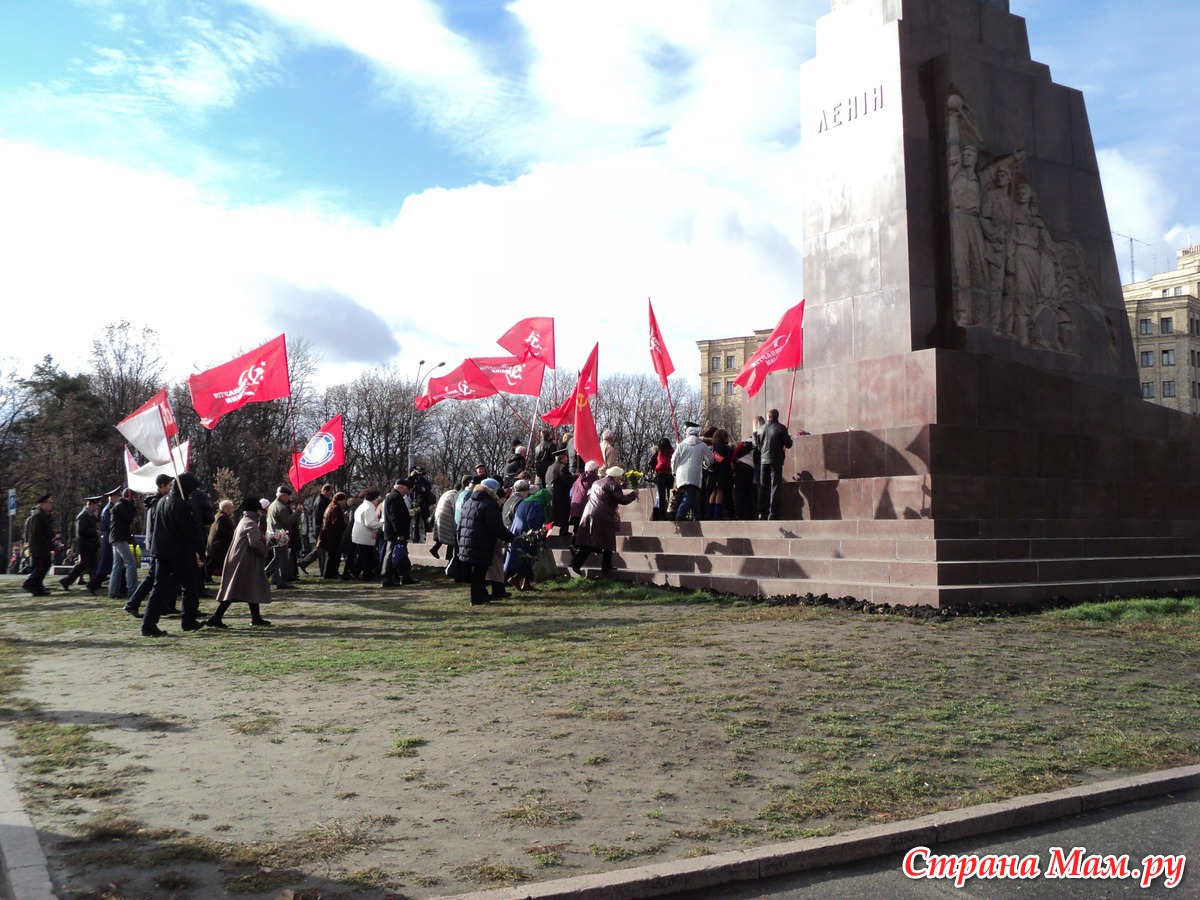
[497, 393, 533, 432]
[665, 379, 680, 442]
[785, 367, 799, 431]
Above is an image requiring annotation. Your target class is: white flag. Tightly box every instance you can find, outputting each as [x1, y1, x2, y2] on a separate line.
[115, 389, 178, 466]
[124, 441, 189, 494]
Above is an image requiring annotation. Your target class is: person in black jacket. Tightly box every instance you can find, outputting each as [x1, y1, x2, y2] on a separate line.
[141, 473, 207, 636]
[60, 496, 102, 590]
[456, 479, 514, 605]
[108, 489, 139, 600]
[757, 408, 794, 520]
[125, 475, 172, 618]
[380, 478, 416, 588]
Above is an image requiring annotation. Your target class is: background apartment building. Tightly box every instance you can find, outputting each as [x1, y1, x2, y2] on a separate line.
[1123, 244, 1200, 415]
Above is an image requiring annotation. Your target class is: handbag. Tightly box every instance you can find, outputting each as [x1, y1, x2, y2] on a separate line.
[389, 541, 409, 570]
[532, 544, 559, 582]
[445, 554, 467, 582]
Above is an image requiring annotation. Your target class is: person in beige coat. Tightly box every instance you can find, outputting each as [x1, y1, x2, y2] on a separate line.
[207, 497, 274, 629]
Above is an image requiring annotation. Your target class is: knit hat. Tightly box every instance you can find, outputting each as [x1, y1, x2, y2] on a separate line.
[606, 467, 625, 479]
[482, 478, 501, 492]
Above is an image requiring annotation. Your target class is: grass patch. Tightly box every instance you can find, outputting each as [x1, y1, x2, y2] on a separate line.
[523, 842, 567, 868]
[386, 736, 428, 758]
[498, 792, 580, 827]
[454, 859, 531, 887]
[11, 722, 114, 775]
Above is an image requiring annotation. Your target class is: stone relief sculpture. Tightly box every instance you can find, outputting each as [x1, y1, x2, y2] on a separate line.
[946, 88, 1117, 358]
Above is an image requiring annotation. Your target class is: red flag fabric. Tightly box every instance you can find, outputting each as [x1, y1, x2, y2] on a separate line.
[115, 388, 178, 465]
[497, 317, 556, 368]
[414, 359, 498, 410]
[541, 344, 602, 466]
[733, 300, 805, 398]
[288, 415, 345, 491]
[468, 355, 547, 397]
[647, 299, 675, 388]
[187, 334, 291, 429]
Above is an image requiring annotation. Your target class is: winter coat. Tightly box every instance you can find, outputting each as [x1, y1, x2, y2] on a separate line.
[505, 493, 549, 578]
[599, 438, 618, 471]
[25, 508, 54, 557]
[569, 470, 599, 522]
[502, 452, 527, 486]
[317, 502, 347, 552]
[339, 500, 362, 555]
[544, 460, 574, 528]
[574, 476, 637, 552]
[502, 492, 525, 531]
[266, 497, 295, 537]
[456, 486, 514, 566]
[214, 512, 272, 606]
[672, 435, 714, 488]
[381, 489, 411, 542]
[74, 507, 100, 555]
[433, 489, 458, 546]
[351, 500, 382, 546]
[150, 474, 205, 563]
[206, 510, 235, 570]
[109, 497, 138, 544]
[758, 418, 793, 465]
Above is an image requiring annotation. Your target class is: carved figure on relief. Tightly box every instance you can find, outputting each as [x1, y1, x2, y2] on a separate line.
[946, 88, 1117, 358]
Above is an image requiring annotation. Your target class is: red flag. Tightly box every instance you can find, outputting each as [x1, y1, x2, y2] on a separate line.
[187, 334, 291, 429]
[288, 415, 345, 491]
[115, 388, 178, 465]
[734, 300, 805, 398]
[468, 355, 547, 397]
[541, 344, 602, 466]
[497, 317, 556, 368]
[414, 359, 498, 410]
[648, 299, 674, 388]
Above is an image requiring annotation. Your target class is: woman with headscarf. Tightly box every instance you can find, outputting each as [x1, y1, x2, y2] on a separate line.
[505, 488, 552, 591]
[206, 499, 236, 577]
[570, 467, 638, 576]
[318, 491, 348, 578]
[206, 497, 274, 629]
[568, 460, 601, 538]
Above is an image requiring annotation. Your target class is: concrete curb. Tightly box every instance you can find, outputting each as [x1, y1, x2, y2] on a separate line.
[0, 756, 55, 900]
[453, 764, 1200, 900]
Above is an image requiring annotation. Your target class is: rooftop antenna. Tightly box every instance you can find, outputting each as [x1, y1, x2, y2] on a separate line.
[1112, 230, 1149, 283]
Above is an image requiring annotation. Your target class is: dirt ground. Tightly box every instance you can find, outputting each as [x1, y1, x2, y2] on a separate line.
[1, 573, 1197, 899]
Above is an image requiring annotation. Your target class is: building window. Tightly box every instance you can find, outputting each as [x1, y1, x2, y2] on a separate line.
[1163, 289, 1171, 297]
[726, 381, 737, 395]
[725, 355, 736, 370]
[1161, 317, 1174, 334]
[1163, 349, 1176, 366]
[1142, 382, 1155, 399]
[1175, 286, 1183, 296]
[1140, 319, 1153, 335]
[1141, 351, 1154, 367]
[1163, 380, 1177, 398]
[710, 382, 720, 397]
[710, 356, 720, 372]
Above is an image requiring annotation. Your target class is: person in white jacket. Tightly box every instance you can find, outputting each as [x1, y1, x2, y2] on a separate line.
[350, 489, 383, 580]
[671, 426, 714, 522]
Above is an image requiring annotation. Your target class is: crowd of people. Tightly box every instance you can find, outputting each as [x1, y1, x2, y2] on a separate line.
[16, 409, 795, 631]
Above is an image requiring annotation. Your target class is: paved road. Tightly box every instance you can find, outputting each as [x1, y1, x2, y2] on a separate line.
[675, 789, 1198, 899]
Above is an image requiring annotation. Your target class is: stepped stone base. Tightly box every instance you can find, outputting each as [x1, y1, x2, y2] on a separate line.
[410, 513, 1200, 609]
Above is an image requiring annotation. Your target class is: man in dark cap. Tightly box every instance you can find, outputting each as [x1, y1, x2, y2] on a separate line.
[125, 474, 173, 619]
[22, 494, 55, 596]
[60, 495, 102, 590]
[544, 446, 575, 537]
[265, 484, 297, 589]
[381, 478, 417, 588]
[141, 474, 207, 636]
[85, 487, 122, 596]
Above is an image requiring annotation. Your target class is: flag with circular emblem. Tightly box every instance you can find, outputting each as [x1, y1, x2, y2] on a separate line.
[288, 415, 345, 491]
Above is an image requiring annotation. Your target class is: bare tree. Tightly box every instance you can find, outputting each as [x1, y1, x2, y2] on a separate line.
[89, 321, 167, 423]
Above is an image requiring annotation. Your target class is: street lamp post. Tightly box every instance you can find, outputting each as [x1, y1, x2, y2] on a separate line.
[407, 359, 445, 473]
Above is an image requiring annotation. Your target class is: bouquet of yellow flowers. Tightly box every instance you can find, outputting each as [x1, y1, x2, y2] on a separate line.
[625, 469, 644, 489]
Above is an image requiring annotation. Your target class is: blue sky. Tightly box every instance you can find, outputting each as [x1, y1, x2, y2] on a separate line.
[2, 0, 1197, 388]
